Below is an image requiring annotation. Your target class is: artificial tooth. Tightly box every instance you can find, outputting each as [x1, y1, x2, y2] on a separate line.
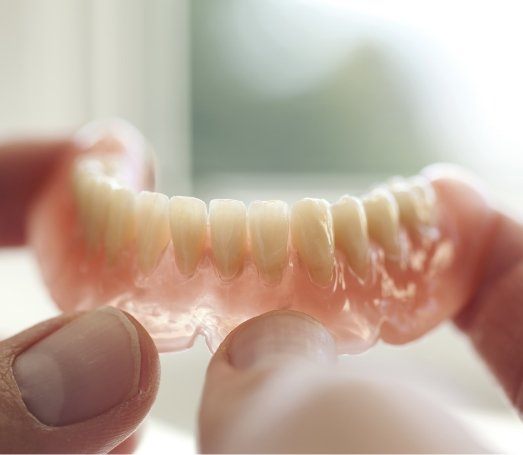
[290, 198, 334, 287]
[209, 199, 247, 281]
[389, 177, 435, 228]
[84, 177, 117, 250]
[248, 200, 290, 285]
[169, 196, 208, 276]
[100, 156, 125, 178]
[408, 176, 436, 225]
[73, 158, 119, 227]
[389, 179, 421, 227]
[72, 165, 96, 226]
[331, 196, 369, 278]
[135, 191, 171, 274]
[74, 157, 106, 179]
[104, 187, 136, 262]
[362, 188, 401, 258]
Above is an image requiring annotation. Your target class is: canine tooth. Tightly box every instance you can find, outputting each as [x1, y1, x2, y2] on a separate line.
[248, 200, 290, 285]
[104, 187, 136, 262]
[209, 199, 247, 281]
[363, 188, 400, 258]
[291, 198, 334, 287]
[135, 191, 171, 274]
[169, 196, 208, 276]
[331, 196, 369, 278]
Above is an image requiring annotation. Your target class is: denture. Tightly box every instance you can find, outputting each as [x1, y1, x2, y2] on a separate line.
[28, 121, 498, 353]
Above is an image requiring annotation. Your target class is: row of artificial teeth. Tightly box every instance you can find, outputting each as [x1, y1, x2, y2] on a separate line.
[72, 159, 436, 286]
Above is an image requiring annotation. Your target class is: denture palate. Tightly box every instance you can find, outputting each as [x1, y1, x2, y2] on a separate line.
[73, 154, 438, 287]
[31, 119, 474, 356]
[37, 115, 522, 368]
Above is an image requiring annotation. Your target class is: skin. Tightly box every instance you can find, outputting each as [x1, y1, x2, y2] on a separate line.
[0, 138, 521, 453]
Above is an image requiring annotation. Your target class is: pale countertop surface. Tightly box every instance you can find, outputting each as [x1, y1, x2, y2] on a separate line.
[0, 246, 521, 453]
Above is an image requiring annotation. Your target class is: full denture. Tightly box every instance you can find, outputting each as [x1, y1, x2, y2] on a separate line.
[28, 120, 497, 353]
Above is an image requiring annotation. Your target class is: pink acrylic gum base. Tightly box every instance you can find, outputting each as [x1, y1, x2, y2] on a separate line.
[28, 130, 498, 354]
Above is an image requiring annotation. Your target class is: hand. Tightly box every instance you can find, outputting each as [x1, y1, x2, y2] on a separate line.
[0, 139, 160, 452]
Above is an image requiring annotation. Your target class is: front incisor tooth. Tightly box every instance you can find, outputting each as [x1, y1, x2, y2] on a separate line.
[363, 188, 401, 258]
[169, 196, 208, 276]
[135, 191, 171, 274]
[209, 199, 247, 281]
[331, 196, 369, 278]
[248, 200, 289, 285]
[104, 187, 136, 262]
[291, 198, 334, 287]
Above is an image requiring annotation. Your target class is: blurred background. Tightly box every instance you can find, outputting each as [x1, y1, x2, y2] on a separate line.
[0, 0, 522, 452]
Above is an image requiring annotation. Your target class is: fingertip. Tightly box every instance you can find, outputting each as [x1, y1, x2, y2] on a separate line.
[223, 310, 337, 370]
[199, 311, 336, 453]
[1, 307, 160, 453]
[121, 310, 161, 404]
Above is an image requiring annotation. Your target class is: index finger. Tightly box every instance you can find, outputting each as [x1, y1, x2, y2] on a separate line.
[455, 210, 523, 414]
[0, 138, 72, 246]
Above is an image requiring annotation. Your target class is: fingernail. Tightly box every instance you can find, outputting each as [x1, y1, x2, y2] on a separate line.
[13, 307, 141, 426]
[516, 382, 523, 420]
[227, 310, 336, 369]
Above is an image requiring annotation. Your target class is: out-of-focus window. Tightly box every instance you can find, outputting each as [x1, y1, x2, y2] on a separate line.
[0, 0, 190, 193]
[192, 0, 523, 209]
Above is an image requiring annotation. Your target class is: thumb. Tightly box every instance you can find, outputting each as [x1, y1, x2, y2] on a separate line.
[198, 311, 486, 453]
[198, 310, 337, 453]
[0, 307, 159, 453]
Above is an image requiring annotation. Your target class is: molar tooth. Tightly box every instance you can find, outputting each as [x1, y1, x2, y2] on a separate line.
[73, 159, 118, 228]
[84, 177, 117, 250]
[104, 187, 136, 262]
[408, 175, 436, 225]
[248, 200, 290, 285]
[72, 165, 96, 227]
[390, 176, 435, 228]
[331, 196, 369, 278]
[363, 188, 401, 258]
[135, 191, 171, 274]
[169, 196, 208, 276]
[209, 199, 247, 281]
[389, 179, 420, 228]
[75, 157, 106, 177]
[291, 198, 334, 287]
